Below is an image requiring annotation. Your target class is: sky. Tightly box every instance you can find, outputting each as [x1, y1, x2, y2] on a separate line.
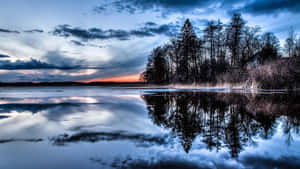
[0, 0, 299, 82]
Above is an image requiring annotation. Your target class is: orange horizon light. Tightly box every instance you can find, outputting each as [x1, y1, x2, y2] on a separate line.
[81, 74, 142, 83]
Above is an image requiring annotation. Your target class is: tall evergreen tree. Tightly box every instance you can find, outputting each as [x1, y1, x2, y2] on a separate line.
[226, 13, 245, 67]
[176, 19, 199, 83]
[215, 20, 226, 62]
[204, 21, 218, 62]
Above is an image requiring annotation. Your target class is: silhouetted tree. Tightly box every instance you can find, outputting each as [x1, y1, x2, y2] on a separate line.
[226, 13, 245, 67]
[176, 19, 199, 83]
[215, 20, 226, 63]
[143, 56, 155, 83]
[285, 27, 296, 58]
[204, 21, 218, 62]
[240, 26, 261, 68]
[143, 47, 169, 84]
[259, 32, 280, 64]
[295, 37, 300, 58]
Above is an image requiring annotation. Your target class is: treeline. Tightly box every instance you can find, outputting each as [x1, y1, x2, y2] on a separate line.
[143, 13, 300, 88]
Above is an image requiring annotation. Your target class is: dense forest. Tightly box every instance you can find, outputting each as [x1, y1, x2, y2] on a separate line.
[143, 13, 300, 89]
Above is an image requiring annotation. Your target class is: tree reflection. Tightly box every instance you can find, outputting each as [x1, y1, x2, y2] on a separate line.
[143, 92, 300, 157]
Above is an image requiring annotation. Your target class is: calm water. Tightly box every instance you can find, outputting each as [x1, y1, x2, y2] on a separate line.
[0, 87, 300, 169]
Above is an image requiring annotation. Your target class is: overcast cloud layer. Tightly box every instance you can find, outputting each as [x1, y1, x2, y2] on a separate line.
[0, 0, 299, 82]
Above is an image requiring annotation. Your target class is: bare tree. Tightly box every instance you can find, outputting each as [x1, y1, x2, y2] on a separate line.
[295, 37, 300, 58]
[285, 27, 296, 58]
[259, 32, 280, 64]
[240, 26, 261, 68]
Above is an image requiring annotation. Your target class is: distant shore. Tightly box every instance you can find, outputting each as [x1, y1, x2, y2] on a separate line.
[0, 82, 146, 87]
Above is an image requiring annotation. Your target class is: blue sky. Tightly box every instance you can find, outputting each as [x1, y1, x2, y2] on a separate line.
[0, 0, 299, 82]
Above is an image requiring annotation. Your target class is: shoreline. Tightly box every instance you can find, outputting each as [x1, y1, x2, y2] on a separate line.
[0, 82, 299, 92]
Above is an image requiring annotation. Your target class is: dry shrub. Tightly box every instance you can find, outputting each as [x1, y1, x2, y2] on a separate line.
[217, 68, 248, 84]
[217, 58, 300, 89]
[247, 59, 295, 89]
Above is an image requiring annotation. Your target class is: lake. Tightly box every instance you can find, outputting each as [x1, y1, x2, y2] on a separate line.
[0, 87, 299, 169]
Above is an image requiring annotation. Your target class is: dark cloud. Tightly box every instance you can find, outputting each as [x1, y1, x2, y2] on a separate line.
[0, 28, 44, 34]
[235, 0, 300, 15]
[0, 54, 10, 58]
[24, 29, 44, 33]
[71, 40, 85, 46]
[52, 22, 178, 41]
[93, 5, 107, 13]
[0, 28, 20, 34]
[0, 115, 9, 119]
[125, 0, 208, 10]
[139, 23, 178, 36]
[52, 24, 127, 40]
[94, 0, 214, 14]
[93, 1, 137, 14]
[0, 59, 79, 70]
[0, 51, 102, 70]
[145, 22, 158, 26]
[95, 0, 300, 16]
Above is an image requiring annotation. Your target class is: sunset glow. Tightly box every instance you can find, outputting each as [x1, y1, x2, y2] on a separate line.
[82, 74, 142, 83]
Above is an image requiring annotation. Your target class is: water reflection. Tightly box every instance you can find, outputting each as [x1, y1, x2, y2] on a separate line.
[92, 155, 300, 169]
[0, 88, 300, 169]
[143, 92, 300, 157]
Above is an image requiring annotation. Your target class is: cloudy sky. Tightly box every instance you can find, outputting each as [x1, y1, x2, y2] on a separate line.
[0, 0, 299, 82]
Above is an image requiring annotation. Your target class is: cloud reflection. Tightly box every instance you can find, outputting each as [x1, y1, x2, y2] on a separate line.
[0, 90, 299, 169]
[0, 138, 43, 144]
[49, 131, 170, 148]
